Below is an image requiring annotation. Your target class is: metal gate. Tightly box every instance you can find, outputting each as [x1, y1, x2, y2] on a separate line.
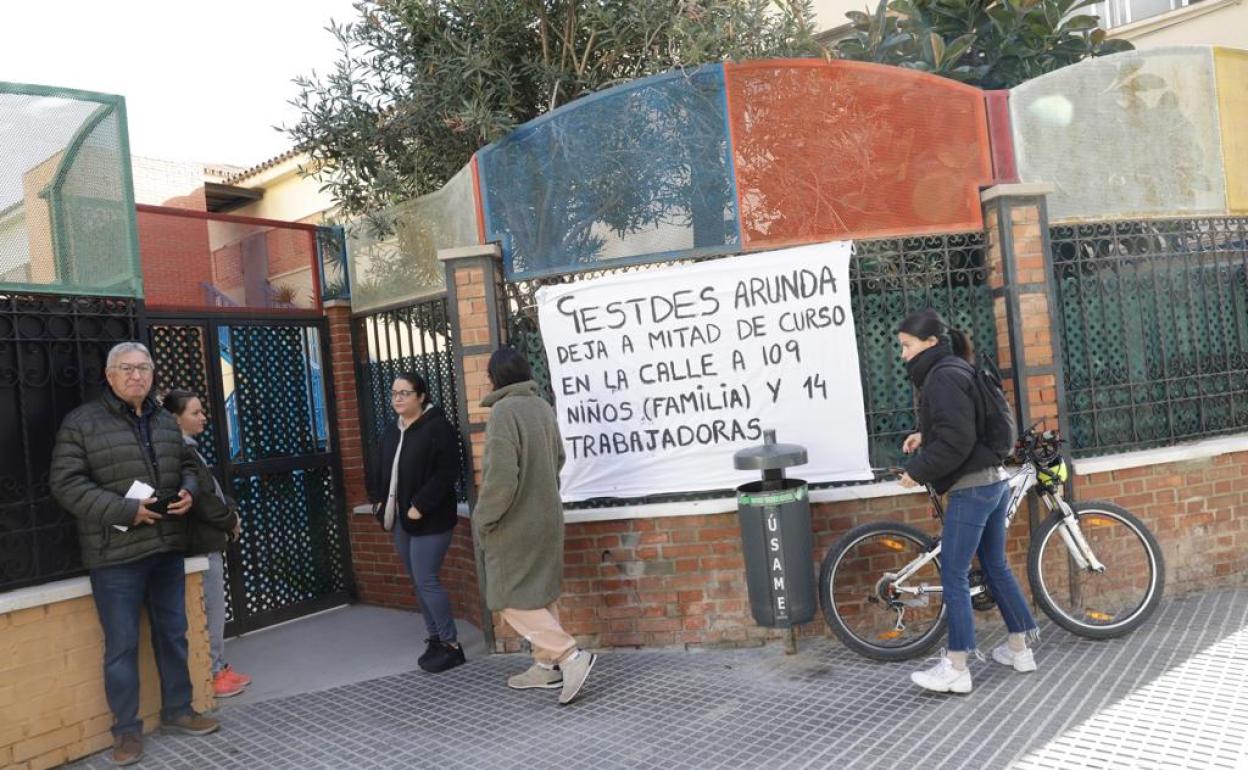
[146, 313, 353, 635]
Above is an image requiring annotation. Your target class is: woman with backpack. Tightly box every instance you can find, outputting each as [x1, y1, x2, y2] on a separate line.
[895, 309, 1039, 694]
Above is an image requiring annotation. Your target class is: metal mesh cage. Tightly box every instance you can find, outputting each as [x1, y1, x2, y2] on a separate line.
[477, 65, 739, 281]
[345, 163, 478, 313]
[138, 207, 322, 312]
[0, 83, 140, 296]
[1012, 47, 1226, 222]
[724, 60, 993, 249]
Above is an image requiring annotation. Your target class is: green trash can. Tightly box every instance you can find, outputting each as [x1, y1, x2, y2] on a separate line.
[734, 430, 815, 628]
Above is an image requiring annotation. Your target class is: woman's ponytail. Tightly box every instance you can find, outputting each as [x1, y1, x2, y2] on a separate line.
[948, 328, 975, 363]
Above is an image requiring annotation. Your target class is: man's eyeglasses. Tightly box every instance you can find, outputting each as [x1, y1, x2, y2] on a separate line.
[112, 364, 154, 376]
[391, 390, 417, 400]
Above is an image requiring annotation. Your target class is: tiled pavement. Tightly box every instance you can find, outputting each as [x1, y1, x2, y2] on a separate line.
[69, 588, 1248, 769]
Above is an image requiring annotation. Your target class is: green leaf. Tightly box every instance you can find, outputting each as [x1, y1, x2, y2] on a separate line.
[1097, 38, 1135, 54]
[943, 32, 977, 65]
[929, 32, 946, 65]
[1062, 15, 1100, 31]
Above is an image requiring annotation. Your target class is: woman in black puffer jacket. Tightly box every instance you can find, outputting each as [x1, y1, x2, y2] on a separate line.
[369, 371, 465, 673]
[896, 309, 1038, 695]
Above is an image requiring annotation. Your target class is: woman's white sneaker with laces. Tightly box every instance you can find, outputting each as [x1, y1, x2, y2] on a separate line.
[910, 655, 973, 693]
[991, 644, 1037, 672]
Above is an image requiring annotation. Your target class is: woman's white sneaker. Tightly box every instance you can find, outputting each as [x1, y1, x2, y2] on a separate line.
[910, 656, 973, 693]
[991, 644, 1037, 672]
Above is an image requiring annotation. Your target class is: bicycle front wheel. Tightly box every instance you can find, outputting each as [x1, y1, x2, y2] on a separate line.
[1028, 501, 1165, 639]
[819, 521, 947, 661]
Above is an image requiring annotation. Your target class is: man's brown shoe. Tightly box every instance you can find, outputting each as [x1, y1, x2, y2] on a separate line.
[110, 734, 143, 766]
[161, 711, 220, 736]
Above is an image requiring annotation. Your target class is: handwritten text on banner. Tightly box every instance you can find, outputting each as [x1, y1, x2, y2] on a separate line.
[535, 242, 872, 502]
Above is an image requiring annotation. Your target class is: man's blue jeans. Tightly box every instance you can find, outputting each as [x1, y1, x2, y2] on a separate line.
[940, 480, 1038, 653]
[89, 550, 195, 737]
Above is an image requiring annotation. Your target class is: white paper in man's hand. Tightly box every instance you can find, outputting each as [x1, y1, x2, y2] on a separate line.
[117, 480, 156, 532]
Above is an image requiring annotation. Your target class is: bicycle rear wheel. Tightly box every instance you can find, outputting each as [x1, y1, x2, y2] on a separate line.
[1028, 501, 1165, 639]
[819, 521, 947, 661]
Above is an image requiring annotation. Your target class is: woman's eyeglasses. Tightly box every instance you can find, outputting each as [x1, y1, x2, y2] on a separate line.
[391, 390, 417, 400]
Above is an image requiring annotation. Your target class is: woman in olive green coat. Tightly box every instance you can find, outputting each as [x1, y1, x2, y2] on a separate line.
[473, 348, 598, 706]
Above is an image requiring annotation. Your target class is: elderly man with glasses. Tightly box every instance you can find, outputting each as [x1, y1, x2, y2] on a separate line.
[51, 341, 218, 766]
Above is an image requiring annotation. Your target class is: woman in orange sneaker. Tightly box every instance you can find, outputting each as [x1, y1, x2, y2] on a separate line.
[164, 390, 252, 698]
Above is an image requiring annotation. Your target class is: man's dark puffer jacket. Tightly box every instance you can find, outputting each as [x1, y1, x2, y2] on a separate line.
[51, 389, 198, 569]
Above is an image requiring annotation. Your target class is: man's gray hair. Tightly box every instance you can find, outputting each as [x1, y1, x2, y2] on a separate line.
[105, 341, 154, 369]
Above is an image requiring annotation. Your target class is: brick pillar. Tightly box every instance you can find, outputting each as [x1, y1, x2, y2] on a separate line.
[981, 183, 1069, 440]
[324, 299, 369, 508]
[438, 243, 507, 649]
[982, 183, 1074, 545]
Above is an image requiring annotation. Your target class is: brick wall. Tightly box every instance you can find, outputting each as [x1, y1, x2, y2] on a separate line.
[338, 439, 1248, 653]
[487, 492, 1017, 651]
[136, 210, 215, 309]
[0, 572, 214, 770]
[264, 228, 314, 277]
[348, 513, 483, 630]
[483, 445, 1247, 652]
[1076, 451, 1248, 594]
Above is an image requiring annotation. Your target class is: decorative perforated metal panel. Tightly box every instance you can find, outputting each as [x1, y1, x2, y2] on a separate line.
[1051, 218, 1248, 454]
[146, 316, 350, 634]
[231, 466, 347, 618]
[230, 324, 327, 462]
[354, 296, 468, 501]
[149, 323, 217, 467]
[851, 233, 996, 468]
[0, 293, 139, 591]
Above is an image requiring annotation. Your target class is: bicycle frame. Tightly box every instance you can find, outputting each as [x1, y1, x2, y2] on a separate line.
[886, 460, 1104, 600]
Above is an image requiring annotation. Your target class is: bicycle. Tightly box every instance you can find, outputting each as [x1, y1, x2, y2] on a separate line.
[818, 424, 1166, 661]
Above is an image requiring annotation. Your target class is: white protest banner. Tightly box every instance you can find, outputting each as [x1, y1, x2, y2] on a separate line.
[535, 241, 873, 502]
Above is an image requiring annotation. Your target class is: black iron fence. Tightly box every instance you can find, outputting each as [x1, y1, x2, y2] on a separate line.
[1051, 217, 1248, 456]
[505, 231, 997, 506]
[0, 293, 140, 591]
[353, 296, 468, 501]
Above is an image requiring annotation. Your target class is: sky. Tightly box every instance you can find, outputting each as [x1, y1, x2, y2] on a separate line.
[1, 0, 359, 168]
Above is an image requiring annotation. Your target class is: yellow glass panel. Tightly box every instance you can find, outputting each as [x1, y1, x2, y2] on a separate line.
[1214, 48, 1248, 214]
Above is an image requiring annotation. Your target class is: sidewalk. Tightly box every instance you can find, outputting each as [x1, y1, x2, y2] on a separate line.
[69, 587, 1248, 769]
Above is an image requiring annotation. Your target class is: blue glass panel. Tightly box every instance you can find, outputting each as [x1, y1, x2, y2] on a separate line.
[478, 64, 740, 279]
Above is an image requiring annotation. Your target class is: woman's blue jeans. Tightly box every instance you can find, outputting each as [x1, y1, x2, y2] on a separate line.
[940, 480, 1037, 652]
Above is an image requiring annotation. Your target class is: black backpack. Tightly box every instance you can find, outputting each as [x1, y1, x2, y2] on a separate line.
[935, 355, 1018, 461]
